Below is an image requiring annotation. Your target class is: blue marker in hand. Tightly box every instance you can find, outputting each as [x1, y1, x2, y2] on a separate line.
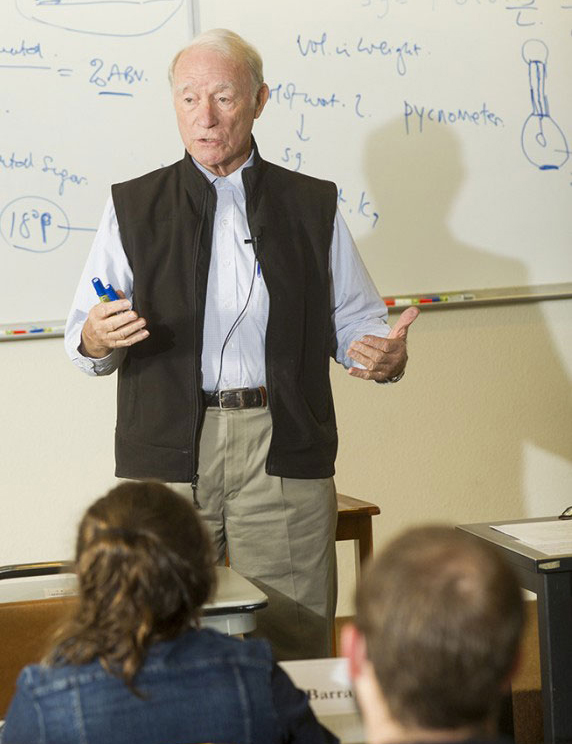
[104, 283, 120, 301]
[92, 277, 120, 302]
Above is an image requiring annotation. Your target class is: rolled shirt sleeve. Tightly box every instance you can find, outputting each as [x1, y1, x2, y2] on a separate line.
[330, 210, 390, 368]
[64, 195, 132, 376]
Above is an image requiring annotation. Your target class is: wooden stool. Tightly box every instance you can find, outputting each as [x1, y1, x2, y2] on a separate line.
[335, 493, 380, 580]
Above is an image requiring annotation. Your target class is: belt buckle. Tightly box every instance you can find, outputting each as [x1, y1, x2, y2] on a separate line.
[219, 387, 248, 410]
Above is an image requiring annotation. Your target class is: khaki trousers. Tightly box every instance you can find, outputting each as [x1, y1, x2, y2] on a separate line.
[170, 407, 337, 661]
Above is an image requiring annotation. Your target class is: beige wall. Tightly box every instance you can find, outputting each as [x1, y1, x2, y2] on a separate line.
[3, 298, 572, 615]
[334, 298, 572, 612]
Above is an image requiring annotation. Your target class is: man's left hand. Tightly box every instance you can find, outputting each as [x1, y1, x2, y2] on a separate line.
[348, 306, 419, 382]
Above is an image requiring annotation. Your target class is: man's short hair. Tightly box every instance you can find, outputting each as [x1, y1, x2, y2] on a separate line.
[355, 525, 524, 730]
[169, 28, 264, 101]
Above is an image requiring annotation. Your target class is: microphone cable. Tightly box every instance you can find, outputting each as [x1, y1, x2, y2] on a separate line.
[205, 237, 261, 405]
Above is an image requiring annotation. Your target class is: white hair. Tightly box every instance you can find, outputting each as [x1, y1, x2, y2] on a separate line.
[169, 28, 264, 101]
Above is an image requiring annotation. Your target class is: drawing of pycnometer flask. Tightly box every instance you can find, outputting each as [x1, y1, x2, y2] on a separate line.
[521, 39, 569, 170]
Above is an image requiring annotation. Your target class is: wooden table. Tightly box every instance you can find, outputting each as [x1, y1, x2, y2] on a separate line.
[336, 493, 380, 578]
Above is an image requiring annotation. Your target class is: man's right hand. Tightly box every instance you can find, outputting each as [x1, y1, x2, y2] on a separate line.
[80, 292, 149, 358]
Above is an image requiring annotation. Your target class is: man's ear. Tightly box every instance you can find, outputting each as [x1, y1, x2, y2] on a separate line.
[254, 83, 270, 118]
[341, 622, 368, 679]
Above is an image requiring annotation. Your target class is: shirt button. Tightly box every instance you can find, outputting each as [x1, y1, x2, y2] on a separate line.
[221, 218, 229, 227]
[223, 260, 231, 268]
[224, 300, 232, 309]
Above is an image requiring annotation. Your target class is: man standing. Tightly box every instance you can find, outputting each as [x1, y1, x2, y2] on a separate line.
[65, 28, 418, 660]
[342, 525, 524, 744]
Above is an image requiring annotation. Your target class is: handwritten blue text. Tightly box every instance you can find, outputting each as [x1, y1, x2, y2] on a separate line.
[404, 100, 504, 133]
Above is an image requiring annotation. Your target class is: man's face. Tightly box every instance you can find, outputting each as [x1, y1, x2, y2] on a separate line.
[172, 47, 268, 177]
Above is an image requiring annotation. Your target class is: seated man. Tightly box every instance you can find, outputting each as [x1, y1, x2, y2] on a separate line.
[342, 525, 524, 744]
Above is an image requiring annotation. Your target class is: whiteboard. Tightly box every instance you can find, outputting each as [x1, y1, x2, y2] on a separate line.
[0, 0, 192, 324]
[198, 0, 572, 298]
[2, 1, 571, 326]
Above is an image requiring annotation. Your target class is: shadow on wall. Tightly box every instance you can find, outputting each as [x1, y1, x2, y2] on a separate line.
[335, 119, 572, 524]
[359, 118, 529, 295]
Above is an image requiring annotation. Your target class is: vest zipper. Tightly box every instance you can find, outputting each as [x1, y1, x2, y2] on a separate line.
[190, 473, 200, 509]
[244, 180, 274, 471]
[189, 191, 209, 501]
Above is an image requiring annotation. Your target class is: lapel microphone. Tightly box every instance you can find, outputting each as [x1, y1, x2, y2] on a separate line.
[244, 231, 262, 258]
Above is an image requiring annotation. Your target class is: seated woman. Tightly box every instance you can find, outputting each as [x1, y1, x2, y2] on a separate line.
[1, 481, 338, 744]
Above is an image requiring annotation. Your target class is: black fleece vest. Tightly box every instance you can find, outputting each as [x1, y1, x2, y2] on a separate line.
[111, 146, 338, 482]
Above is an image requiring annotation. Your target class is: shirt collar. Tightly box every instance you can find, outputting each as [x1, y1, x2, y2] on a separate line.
[192, 150, 254, 198]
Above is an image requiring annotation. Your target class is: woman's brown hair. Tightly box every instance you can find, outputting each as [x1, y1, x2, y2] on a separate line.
[46, 481, 216, 690]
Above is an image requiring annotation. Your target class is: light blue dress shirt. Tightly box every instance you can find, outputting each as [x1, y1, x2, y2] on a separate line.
[64, 152, 390, 388]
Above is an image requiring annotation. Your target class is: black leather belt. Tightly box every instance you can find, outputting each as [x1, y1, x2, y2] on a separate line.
[204, 386, 267, 409]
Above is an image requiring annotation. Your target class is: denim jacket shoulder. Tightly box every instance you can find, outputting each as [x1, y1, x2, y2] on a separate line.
[2, 630, 290, 744]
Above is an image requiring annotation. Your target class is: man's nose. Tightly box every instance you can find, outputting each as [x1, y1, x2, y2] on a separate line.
[197, 100, 217, 128]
